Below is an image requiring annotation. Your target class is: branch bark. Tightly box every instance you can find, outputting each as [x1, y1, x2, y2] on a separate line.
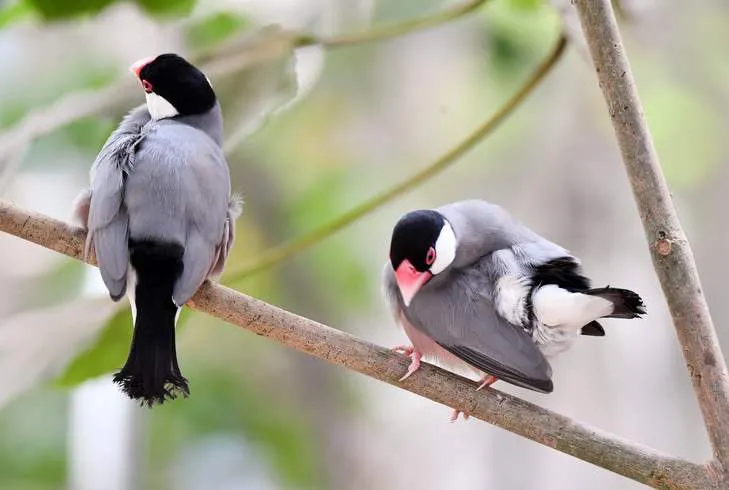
[574, 0, 729, 478]
[0, 200, 716, 489]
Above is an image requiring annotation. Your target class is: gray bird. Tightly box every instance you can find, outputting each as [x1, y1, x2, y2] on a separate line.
[383, 199, 645, 420]
[73, 54, 240, 406]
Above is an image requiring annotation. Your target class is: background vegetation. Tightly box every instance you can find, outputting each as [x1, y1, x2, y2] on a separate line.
[0, 0, 727, 488]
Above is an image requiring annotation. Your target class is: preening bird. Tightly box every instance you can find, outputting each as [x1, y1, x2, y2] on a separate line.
[383, 200, 645, 420]
[73, 54, 240, 406]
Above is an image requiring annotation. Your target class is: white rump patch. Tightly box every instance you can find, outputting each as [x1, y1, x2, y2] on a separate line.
[145, 92, 179, 120]
[494, 274, 530, 325]
[430, 220, 457, 275]
[532, 285, 614, 330]
[127, 268, 137, 325]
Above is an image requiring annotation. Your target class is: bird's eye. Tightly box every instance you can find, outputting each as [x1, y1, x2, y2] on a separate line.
[141, 79, 153, 93]
[425, 247, 436, 266]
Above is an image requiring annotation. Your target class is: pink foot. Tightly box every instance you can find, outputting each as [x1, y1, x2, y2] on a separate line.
[398, 350, 422, 381]
[476, 375, 498, 391]
[392, 345, 415, 356]
[450, 409, 470, 423]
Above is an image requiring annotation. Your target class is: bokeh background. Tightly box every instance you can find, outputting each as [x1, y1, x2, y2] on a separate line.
[0, 0, 727, 488]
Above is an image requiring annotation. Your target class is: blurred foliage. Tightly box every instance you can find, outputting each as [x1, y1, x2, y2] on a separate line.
[23, 0, 195, 20]
[148, 361, 323, 489]
[36, 260, 87, 307]
[0, 389, 67, 489]
[1, 0, 728, 489]
[184, 11, 250, 51]
[54, 306, 194, 387]
[54, 307, 132, 387]
[644, 81, 721, 189]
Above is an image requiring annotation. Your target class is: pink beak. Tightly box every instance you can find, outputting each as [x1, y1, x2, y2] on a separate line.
[130, 56, 155, 78]
[394, 259, 432, 307]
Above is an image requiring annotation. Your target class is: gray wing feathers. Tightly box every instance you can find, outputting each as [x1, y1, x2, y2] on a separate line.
[406, 262, 553, 392]
[381, 264, 404, 323]
[129, 125, 232, 305]
[209, 195, 242, 279]
[93, 210, 129, 300]
[85, 106, 235, 305]
[173, 232, 215, 306]
[85, 105, 151, 300]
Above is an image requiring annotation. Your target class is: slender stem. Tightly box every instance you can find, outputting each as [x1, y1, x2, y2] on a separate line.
[574, 0, 729, 474]
[224, 32, 567, 284]
[0, 200, 715, 489]
[294, 0, 490, 49]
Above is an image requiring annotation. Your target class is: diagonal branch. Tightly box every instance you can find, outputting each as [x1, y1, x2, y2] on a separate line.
[294, 0, 490, 48]
[573, 0, 729, 475]
[0, 200, 716, 489]
[224, 32, 567, 283]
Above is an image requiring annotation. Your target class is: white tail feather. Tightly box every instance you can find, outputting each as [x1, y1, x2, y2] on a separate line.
[533, 285, 614, 330]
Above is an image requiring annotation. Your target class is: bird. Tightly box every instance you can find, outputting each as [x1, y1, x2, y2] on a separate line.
[382, 199, 645, 421]
[73, 53, 241, 406]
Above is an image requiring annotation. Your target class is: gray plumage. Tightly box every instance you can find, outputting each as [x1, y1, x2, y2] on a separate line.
[384, 199, 645, 394]
[81, 103, 240, 305]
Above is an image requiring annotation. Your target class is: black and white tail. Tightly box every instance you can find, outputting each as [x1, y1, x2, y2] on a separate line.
[113, 239, 188, 406]
[580, 287, 646, 336]
[529, 258, 646, 337]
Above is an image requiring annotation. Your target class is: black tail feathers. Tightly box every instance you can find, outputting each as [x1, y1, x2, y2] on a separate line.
[586, 286, 647, 319]
[113, 239, 188, 407]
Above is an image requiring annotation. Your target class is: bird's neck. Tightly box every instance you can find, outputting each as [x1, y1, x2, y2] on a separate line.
[174, 101, 224, 146]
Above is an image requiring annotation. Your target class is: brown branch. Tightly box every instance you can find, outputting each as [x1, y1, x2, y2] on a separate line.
[574, 0, 729, 480]
[0, 199, 716, 489]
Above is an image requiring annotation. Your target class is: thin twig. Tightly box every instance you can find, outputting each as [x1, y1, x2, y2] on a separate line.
[573, 0, 729, 479]
[224, 32, 567, 283]
[294, 0, 490, 48]
[0, 1, 491, 182]
[0, 200, 717, 489]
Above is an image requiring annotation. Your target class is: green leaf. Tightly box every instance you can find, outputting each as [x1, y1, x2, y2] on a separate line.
[0, 0, 33, 28]
[506, 0, 542, 10]
[0, 298, 119, 408]
[135, 0, 195, 17]
[25, 0, 116, 19]
[54, 306, 132, 387]
[185, 11, 250, 50]
[37, 259, 87, 306]
[55, 305, 195, 387]
[62, 117, 117, 151]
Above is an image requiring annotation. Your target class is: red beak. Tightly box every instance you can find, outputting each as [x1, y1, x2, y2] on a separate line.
[130, 56, 155, 78]
[394, 259, 432, 307]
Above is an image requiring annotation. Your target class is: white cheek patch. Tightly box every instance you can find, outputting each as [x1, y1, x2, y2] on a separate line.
[430, 221, 457, 275]
[145, 92, 179, 120]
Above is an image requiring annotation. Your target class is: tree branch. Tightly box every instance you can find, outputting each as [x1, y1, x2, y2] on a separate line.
[294, 0, 490, 48]
[574, 0, 729, 476]
[224, 32, 567, 283]
[0, 200, 716, 489]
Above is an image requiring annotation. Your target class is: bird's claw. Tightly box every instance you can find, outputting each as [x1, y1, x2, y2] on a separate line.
[450, 409, 470, 423]
[392, 344, 415, 355]
[398, 350, 422, 381]
[476, 375, 497, 391]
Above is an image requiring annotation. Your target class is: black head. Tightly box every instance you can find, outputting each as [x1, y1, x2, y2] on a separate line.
[389, 210, 447, 272]
[132, 53, 216, 117]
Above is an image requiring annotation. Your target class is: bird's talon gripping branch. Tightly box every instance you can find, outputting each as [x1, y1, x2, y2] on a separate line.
[392, 344, 415, 355]
[398, 350, 422, 381]
[476, 374, 497, 391]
